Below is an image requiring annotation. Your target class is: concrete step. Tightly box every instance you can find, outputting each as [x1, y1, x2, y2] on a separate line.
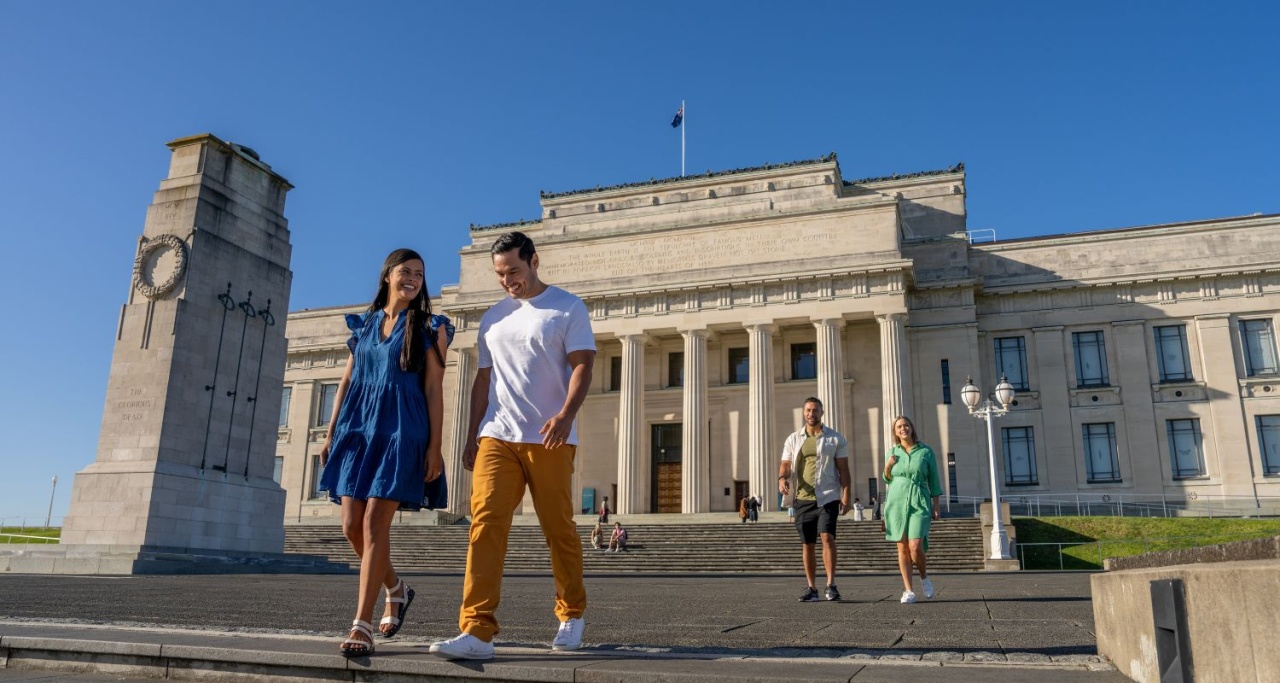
[284, 518, 986, 573]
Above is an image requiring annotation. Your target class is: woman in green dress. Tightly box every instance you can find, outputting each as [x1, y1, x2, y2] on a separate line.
[882, 415, 943, 604]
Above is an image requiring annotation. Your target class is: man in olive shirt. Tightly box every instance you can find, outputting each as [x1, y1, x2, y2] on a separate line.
[778, 397, 851, 601]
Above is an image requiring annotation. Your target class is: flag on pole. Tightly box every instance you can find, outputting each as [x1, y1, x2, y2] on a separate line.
[670, 105, 684, 128]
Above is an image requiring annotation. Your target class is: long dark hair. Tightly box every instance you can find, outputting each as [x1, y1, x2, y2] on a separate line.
[369, 248, 444, 373]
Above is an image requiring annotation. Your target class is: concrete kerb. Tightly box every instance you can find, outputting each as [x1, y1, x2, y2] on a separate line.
[0, 623, 1117, 682]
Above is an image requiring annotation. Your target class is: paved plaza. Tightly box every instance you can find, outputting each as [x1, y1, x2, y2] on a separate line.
[0, 571, 1128, 681]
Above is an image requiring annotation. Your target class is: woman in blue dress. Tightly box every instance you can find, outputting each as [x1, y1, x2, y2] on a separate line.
[319, 248, 453, 656]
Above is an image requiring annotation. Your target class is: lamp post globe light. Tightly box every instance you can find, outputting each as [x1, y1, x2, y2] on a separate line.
[960, 376, 1015, 560]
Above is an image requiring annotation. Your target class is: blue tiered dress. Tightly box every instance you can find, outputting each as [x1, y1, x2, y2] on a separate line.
[320, 309, 455, 510]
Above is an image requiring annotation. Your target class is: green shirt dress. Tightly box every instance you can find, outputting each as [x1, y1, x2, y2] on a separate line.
[881, 442, 943, 549]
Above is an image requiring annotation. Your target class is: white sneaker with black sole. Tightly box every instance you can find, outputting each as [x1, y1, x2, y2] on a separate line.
[552, 617, 584, 651]
[429, 633, 495, 660]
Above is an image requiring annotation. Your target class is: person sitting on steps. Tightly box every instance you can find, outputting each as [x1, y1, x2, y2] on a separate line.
[608, 522, 628, 552]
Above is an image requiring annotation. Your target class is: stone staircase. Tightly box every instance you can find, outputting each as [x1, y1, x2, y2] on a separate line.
[284, 517, 986, 573]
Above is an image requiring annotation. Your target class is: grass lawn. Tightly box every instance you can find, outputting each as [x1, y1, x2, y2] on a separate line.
[0, 527, 60, 544]
[1013, 516, 1280, 570]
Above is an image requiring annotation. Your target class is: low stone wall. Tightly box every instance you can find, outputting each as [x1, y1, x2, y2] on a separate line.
[1091, 536, 1280, 682]
[1104, 534, 1280, 571]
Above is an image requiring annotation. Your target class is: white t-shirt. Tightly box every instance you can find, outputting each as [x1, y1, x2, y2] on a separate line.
[477, 285, 596, 445]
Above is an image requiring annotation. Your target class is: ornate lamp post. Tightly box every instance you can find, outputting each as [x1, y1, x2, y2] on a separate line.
[960, 376, 1015, 560]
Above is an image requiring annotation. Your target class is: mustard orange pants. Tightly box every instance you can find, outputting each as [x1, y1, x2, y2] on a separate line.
[460, 437, 585, 641]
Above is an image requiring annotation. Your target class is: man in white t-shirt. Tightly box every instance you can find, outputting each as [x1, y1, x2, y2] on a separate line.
[430, 232, 596, 661]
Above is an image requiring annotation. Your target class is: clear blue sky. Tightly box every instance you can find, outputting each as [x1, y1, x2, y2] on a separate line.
[1, 1, 1277, 524]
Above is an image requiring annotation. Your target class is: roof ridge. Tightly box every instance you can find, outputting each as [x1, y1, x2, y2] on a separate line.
[469, 217, 543, 233]
[843, 162, 964, 186]
[539, 152, 840, 200]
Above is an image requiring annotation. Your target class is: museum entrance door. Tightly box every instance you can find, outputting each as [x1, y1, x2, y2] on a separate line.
[650, 423, 682, 513]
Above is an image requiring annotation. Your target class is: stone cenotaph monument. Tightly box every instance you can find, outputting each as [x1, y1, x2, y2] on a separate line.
[10, 134, 311, 573]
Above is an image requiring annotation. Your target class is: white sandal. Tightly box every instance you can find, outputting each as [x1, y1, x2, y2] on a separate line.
[341, 619, 375, 657]
[379, 578, 415, 638]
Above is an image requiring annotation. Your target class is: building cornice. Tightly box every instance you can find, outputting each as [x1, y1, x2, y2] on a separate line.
[973, 213, 1280, 253]
[461, 191, 898, 255]
[978, 266, 1280, 296]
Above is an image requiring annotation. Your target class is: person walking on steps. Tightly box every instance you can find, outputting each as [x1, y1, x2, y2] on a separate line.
[430, 232, 596, 661]
[882, 415, 943, 604]
[319, 248, 453, 657]
[778, 397, 851, 602]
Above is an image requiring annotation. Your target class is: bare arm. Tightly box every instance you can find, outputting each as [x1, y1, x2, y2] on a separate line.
[422, 332, 449, 481]
[461, 367, 492, 471]
[837, 457, 852, 514]
[319, 354, 356, 466]
[777, 460, 792, 496]
[539, 349, 596, 449]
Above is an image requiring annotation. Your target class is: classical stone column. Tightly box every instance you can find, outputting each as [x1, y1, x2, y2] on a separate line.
[813, 318, 847, 437]
[447, 347, 476, 515]
[1111, 320, 1162, 489]
[1196, 314, 1255, 497]
[878, 313, 910, 434]
[1032, 326, 1073, 489]
[616, 334, 649, 514]
[746, 323, 777, 511]
[681, 329, 710, 513]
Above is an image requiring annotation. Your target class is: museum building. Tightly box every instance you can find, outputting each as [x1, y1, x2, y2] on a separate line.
[274, 155, 1280, 522]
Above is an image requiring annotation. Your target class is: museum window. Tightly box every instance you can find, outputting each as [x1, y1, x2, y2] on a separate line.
[1001, 427, 1038, 486]
[1240, 318, 1279, 377]
[1167, 419, 1206, 479]
[993, 336, 1029, 391]
[1071, 331, 1110, 387]
[668, 352, 684, 388]
[941, 359, 952, 404]
[272, 456, 284, 484]
[308, 454, 325, 499]
[1256, 415, 1280, 476]
[728, 347, 750, 384]
[278, 386, 292, 428]
[1154, 325, 1193, 382]
[316, 383, 338, 427]
[791, 342, 816, 380]
[1082, 422, 1121, 483]
[608, 356, 622, 392]
[946, 453, 958, 503]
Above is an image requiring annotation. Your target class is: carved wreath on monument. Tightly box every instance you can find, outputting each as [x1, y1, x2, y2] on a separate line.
[132, 233, 189, 300]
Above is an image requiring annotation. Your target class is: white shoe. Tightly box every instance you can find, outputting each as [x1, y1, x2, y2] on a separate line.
[921, 578, 935, 599]
[551, 617, 584, 651]
[900, 590, 917, 604]
[429, 633, 494, 660]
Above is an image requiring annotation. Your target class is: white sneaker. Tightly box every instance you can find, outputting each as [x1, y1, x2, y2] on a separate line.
[551, 617, 584, 651]
[921, 578, 935, 599]
[429, 633, 494, 660]
[900, 590, 917, 604]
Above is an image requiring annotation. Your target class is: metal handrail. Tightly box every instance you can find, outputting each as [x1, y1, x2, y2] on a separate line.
[945, 493, 1280, 519]
[0, 532, 59, 544]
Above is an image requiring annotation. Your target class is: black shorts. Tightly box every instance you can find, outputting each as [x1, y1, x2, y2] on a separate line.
[793, 499, 840, 544]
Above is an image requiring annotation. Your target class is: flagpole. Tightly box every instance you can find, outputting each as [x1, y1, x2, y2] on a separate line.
[681, 99, 686, 177]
